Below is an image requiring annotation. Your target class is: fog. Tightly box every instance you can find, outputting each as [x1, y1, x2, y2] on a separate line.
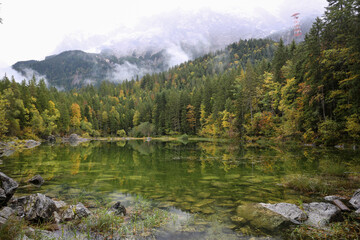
[0, 0, 328, 83]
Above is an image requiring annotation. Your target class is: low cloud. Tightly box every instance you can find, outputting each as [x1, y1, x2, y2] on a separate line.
[108, 62, 154, 82]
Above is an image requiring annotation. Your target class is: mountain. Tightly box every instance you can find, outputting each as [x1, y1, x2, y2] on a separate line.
[11, 9, 319, 89]
[12, 49, 169, 90]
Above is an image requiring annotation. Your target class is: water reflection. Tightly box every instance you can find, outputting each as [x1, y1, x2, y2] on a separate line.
[2, 140, 360, 237]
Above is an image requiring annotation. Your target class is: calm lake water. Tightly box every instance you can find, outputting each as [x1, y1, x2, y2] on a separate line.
[1, 140, 359, 239]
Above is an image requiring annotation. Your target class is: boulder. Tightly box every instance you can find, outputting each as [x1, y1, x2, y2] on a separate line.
[260, 203, 307, 224]
[108, 201, 126, 216]
[62, 203, 91, 221]
[28, 175, 44, 186]
[302, 202, 341, 228]
[12, 193, 57, 222]
[349, 189, 360, 209]
[0, 172, 19, 206]
[236, 203, 292, 233]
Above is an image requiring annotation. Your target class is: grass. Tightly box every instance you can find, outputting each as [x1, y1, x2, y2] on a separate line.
[283, 173, 360, 197]
[290, 215, 360, 239]
[73, 197, 174, 239]
[0, 216, 27, 240]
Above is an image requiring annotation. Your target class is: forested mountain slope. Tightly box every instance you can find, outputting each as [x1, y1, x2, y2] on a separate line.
[1, 0, 359, 145]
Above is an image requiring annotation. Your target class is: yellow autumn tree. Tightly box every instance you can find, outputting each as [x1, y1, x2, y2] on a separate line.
[70, 103, 81, 130]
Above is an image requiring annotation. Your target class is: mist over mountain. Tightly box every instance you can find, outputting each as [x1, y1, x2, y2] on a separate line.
[11, 8, 322, 89]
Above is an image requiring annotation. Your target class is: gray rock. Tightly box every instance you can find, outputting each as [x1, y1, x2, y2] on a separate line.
[302, 202, 341, 228]
[236, 203, 292, 232]
[12, 193, 57, 222]
[52, 211, 61, 224]
[349, 189, 360, 209]
[24, 140, 41, 149]
[62, 206, 75, 221]
[0, 206, 15, 219]
[324, 195, 345, 202]
[62, 202, 91, 221]
[0, 216, 7, 225]
[74, 202, 91, 218]
[68, 134, 80, 143]
[28, 175, 44, 186]
[54, 200, 67, 210]
[108, 201, 126, 216]
[0, 172, 19, 206]
[0, 207, 16, 225]
[260, 203, 307, 224]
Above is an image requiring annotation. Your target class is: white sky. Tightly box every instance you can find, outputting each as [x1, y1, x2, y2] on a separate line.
[0, 0, 327, 69]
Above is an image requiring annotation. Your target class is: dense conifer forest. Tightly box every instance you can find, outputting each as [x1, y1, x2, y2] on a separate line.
[0, 0, 359, 145]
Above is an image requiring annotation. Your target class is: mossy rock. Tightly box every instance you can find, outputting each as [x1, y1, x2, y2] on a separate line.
[236, 203, 292, 233]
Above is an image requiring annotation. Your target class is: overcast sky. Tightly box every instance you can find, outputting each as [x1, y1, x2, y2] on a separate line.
[0, 0, 327, 70]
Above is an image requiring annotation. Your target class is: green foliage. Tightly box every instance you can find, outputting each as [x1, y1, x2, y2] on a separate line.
[130, 122, 155, 137]
[318, 120, 342, 146]
[116, 129, 127, 137]
[1, 1, 360, 145]
[0, 92, 9, 138]
[346, 114, 360, 142]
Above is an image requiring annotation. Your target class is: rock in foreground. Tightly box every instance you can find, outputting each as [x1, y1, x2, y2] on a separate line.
[236, 203, 292, 233]
[302, 202, 341, 228]
[11, 193, 57, 222]
[0, 172, 19, 206]
[349, 189, 360, 209]
[260, 202, 307, 224]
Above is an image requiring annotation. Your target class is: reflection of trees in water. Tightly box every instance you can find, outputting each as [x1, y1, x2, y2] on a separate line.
[4, 141, 360, 214]
[127, 140, 155, 155]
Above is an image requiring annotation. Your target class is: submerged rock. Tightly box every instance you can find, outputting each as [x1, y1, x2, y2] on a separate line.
[236, 203, 292, 232]
[0, 172, 19, 206]
[260, 203, 307, 224]
[349, 189, 360, 209]
[11, 193, 57, 222]
[302, 202, 341, 228]
[28, 175, 44, 186]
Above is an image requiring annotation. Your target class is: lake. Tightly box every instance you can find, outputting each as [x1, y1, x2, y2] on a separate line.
[1, 140, 359, 239]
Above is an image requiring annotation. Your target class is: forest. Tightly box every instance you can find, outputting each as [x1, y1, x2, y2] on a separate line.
[0, 0, 359, 146]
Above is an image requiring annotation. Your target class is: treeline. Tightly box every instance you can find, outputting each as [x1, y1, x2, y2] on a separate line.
[0, 0, 359, 145]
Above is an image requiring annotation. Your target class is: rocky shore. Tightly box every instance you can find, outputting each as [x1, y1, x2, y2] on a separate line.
[0, 140, 41, 157]
[0, 172, 128, 239]
[234, 191, 360, 237]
